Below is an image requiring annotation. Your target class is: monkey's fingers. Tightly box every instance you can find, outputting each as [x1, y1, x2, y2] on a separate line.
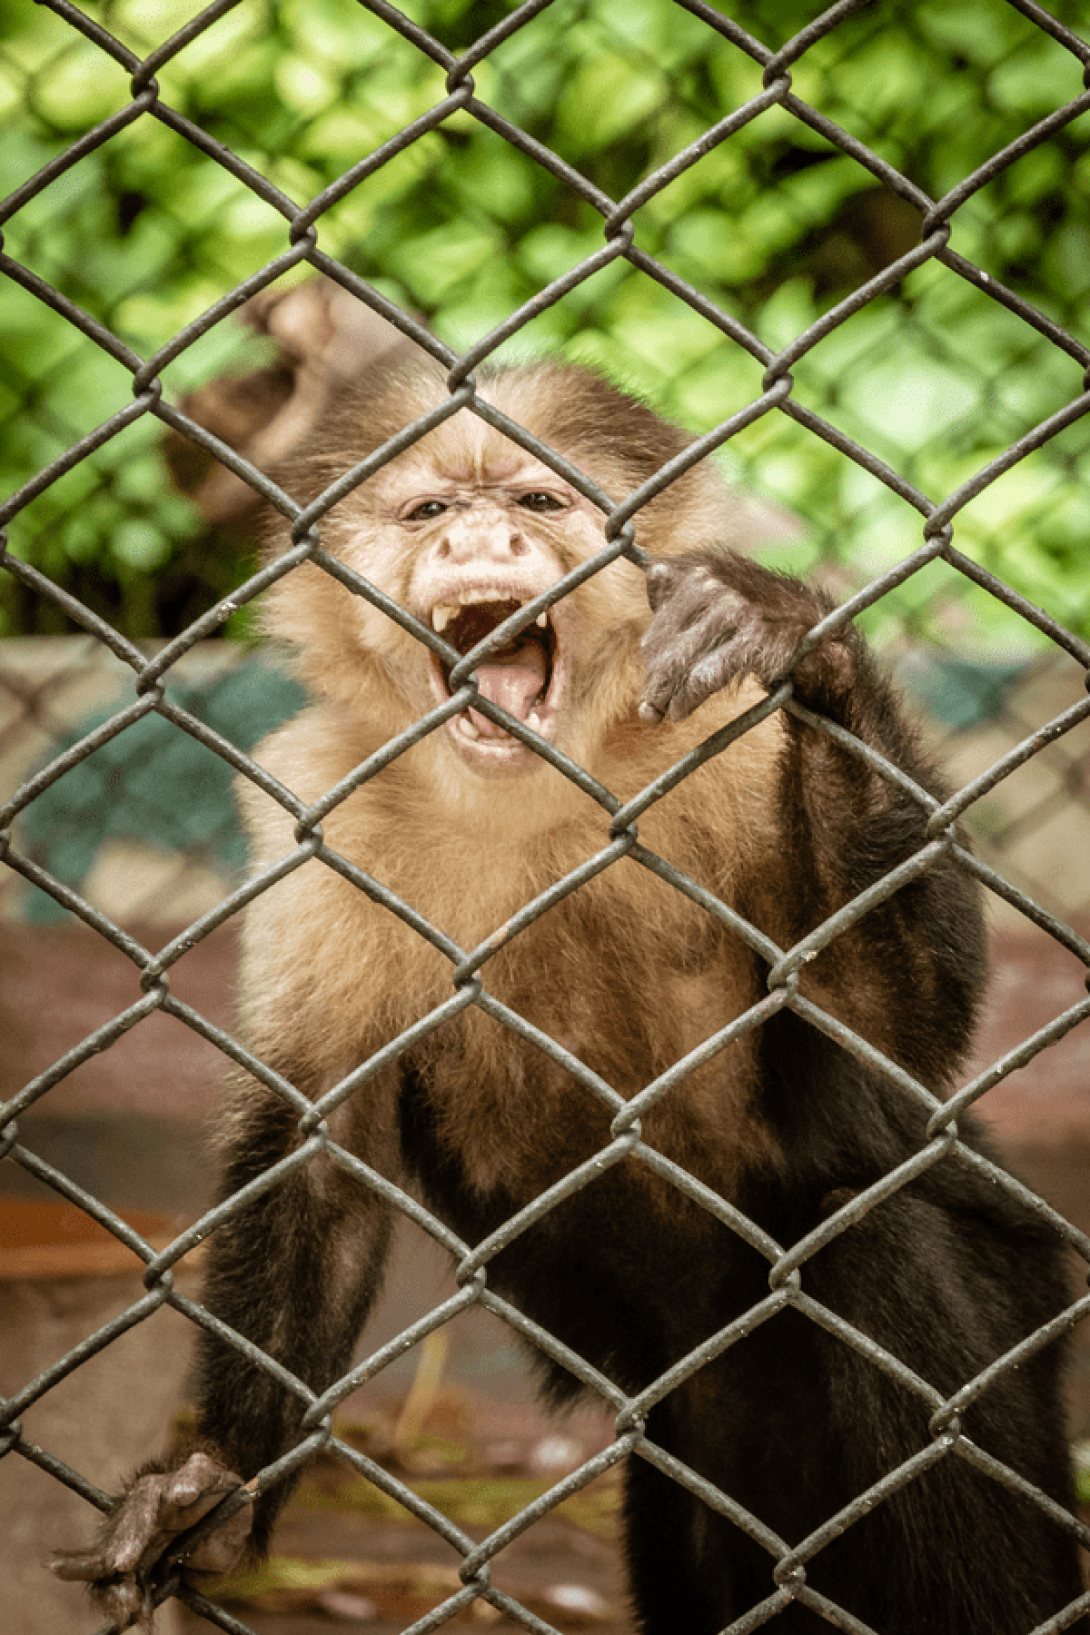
[177, 1501, 254, 1575]
[642, 562, 752, 722]
[670, 646, 756, 721]
[48, 1545, 111, 1583]
[642, 602, 748, 723]
[132, 1454, 249, 1576]
[95, 1577, 148, 1630]
[47, 1550, 148, 1631]
[159, 1451, 243, 1522]
[111, 1471, 178, 1574]
[645, 557, 724, 615]
[51, 1454, 249, 1604]
[47, 1472, 171, 1581]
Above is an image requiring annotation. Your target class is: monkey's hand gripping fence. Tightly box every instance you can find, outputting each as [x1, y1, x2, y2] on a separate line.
[2, 2, 1090, 1632]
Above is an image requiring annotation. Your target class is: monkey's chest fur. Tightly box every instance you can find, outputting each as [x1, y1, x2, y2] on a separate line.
[408, 963, 763, 1191]
[390, 923, 790, 1408]
[380, 864, 774, 1203]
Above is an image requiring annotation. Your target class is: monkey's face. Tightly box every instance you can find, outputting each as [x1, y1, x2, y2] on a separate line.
[405, 478, 570, 777]
[263, 361, 724, 796]
[338, 418, 646, 779]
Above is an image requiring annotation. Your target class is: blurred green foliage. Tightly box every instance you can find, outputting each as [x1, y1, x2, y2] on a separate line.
[0, 0, 1087, 648]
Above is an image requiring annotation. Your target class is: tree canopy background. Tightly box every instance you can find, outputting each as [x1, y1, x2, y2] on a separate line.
[1, 0, 1087, 650]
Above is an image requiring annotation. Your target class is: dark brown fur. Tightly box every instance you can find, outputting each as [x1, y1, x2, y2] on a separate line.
[53, 360, 1085, 1632]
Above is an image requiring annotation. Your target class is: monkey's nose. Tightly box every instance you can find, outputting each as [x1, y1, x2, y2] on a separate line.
[434, 524, 527, 564]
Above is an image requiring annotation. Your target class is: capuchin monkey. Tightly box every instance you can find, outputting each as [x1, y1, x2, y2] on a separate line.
[52, 358, 1085, 1632]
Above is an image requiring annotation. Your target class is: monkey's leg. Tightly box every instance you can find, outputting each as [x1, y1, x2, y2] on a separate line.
[52, 1080, 399, 1627]
[192, 1090, 398, 1552]
[622, 1452, 742, 1635]
[642, 546, 986, 1086]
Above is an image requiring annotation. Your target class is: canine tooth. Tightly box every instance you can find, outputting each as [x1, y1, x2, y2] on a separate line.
[535, 611, 549, 628]
[459, 714, 480, 740]
[432, 605, 456, 633]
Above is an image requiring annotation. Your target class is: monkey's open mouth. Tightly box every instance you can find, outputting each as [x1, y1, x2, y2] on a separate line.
[428, 595, 561, 769]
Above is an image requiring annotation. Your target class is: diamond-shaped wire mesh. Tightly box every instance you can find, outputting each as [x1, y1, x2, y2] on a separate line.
[1, 3, 1089, 1633]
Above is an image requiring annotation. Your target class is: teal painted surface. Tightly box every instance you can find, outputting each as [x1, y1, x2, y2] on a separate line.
[20, 660, 307, 922]
[901, 658, 1029, 730]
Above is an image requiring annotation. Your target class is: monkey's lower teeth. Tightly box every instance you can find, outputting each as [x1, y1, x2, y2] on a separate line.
[460, 710, 524, 743]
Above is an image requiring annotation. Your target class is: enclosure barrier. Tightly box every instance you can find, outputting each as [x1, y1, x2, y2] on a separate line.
[2, 1, 1090, 1631]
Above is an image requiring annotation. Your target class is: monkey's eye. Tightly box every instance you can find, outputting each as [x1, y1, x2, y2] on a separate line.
[517, 492, 565, 513]
[406, 499, 448, 521]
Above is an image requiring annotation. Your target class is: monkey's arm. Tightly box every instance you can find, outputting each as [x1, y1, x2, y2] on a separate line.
[640, 548, 985, 1077]
[51, 1074, 399, 1628]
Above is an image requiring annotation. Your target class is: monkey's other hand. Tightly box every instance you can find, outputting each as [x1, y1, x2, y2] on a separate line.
[640, 551, 851, 724]
[49, 1451, 252, 1629]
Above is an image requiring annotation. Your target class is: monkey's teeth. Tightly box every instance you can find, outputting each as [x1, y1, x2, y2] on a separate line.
[432, 599, 552, 636]
[459, 715, 481, 740]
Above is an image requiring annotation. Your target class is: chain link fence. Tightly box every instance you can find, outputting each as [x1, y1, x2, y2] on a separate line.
[1, 1, 1090, 1632]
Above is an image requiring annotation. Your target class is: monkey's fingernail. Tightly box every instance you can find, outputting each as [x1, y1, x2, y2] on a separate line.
[638, 699, 665, 725]
[48, 1551, 96, 1581]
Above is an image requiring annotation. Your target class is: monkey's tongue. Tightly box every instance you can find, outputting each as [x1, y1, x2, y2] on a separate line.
[467, 641, 548, 736]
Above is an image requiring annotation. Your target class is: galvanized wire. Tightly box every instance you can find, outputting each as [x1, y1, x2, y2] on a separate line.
[1, 2, 1089, 1633]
